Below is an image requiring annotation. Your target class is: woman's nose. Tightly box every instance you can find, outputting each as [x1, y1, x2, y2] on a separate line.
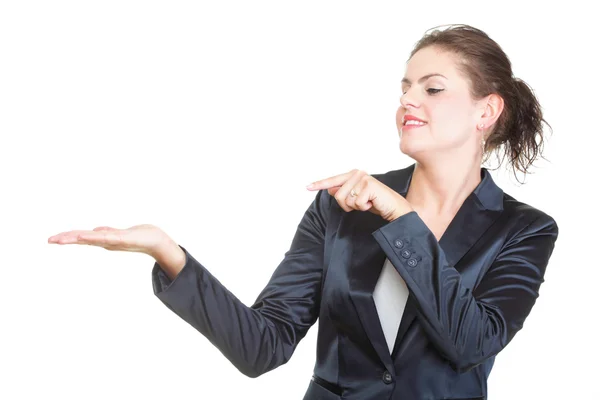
[400, 89, 420, 109]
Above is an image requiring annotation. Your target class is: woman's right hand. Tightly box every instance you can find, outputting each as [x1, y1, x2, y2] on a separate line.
[47, 224, 168, 257]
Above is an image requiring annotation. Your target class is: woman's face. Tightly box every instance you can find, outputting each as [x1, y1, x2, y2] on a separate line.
[397, 46, 484, 159]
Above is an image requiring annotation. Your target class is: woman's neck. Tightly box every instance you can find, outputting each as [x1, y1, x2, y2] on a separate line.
[405, 160, 482, 216]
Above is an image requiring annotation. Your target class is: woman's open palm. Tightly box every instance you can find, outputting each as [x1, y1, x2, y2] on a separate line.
[47, 224, 166, 256]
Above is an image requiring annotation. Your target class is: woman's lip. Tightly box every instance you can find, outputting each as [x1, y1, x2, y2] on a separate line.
[403, 115, 427, 123]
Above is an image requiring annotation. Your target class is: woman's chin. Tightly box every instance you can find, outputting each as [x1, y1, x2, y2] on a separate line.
[399, 139, 427, 156]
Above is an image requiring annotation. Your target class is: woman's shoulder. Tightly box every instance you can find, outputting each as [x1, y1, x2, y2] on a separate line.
[499, 192, 559, 242]
[502, 192, 556, 223]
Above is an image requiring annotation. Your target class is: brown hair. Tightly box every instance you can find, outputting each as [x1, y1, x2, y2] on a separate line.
[409, 24, 552, 183]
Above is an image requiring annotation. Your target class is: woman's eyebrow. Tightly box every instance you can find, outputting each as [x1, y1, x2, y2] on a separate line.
[401, 73, 447, 85]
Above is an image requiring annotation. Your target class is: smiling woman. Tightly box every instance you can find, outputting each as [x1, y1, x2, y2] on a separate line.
[396, 28, 549, 183]
[48, 24, 558, 400]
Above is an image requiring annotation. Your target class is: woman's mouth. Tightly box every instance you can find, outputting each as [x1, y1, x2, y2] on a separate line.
[402, 120, 428, 130]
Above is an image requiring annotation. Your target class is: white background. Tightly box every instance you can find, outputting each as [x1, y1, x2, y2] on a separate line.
[1, 1, 598, 399]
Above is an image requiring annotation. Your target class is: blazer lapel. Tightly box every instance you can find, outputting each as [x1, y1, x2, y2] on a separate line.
[347, 165, 415, 372]
[347, 211, 392, 371]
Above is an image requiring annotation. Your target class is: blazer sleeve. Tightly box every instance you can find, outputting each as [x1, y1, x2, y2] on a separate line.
[151, 189, 331, 378]
[372, 211, 558, 372]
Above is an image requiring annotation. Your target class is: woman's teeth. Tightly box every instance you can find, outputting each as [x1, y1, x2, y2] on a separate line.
[404, 120, 426, 126]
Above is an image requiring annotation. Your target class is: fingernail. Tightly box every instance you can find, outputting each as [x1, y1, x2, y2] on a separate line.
[306, 183, 314, 189]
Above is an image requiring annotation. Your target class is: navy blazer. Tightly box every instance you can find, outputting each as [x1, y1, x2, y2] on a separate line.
[152, 163, 558, 400]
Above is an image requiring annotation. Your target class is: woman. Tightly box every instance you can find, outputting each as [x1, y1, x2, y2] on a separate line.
[48, 25, 558, 400]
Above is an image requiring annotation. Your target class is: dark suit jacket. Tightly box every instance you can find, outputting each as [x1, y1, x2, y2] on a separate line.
[151, 163, 559, 400]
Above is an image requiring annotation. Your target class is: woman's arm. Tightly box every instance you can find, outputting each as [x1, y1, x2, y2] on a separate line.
[151, 189, 332, 377]
[372, 211, 558, 372]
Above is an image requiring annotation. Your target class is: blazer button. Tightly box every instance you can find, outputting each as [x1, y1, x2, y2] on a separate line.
[394, 239, 404, 248]
[407, 258, 418, 267]
[382, 370, 393, 384]
[401, 249, 411, 259]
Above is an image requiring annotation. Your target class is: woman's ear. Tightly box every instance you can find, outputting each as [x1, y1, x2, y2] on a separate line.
[479, 93, 504, 128]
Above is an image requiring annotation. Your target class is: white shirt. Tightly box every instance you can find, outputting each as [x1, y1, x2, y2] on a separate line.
[372, 257, 409, 354]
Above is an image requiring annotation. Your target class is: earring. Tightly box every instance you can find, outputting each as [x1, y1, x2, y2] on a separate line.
[481, 137, 486, 153]
[478, 123, 485, 130]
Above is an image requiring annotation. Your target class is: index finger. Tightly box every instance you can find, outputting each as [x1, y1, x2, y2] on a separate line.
[307, 170, 355, 190]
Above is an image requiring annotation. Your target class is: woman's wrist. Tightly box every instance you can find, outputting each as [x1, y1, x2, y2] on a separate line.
[152, 237, 187, 281]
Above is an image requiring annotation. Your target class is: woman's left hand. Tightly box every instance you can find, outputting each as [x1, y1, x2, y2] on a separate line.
[306, 169, 414, 222]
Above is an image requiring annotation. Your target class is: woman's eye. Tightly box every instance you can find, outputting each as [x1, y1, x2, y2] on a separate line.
[427, 88, 444, 94]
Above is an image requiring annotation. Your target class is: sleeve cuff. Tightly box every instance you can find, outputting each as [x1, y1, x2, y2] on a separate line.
[151, 244, 192, 296]
[372, 211, 431, 271]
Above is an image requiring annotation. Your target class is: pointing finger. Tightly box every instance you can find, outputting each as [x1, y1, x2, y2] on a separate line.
[307, 170, 356, 190]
